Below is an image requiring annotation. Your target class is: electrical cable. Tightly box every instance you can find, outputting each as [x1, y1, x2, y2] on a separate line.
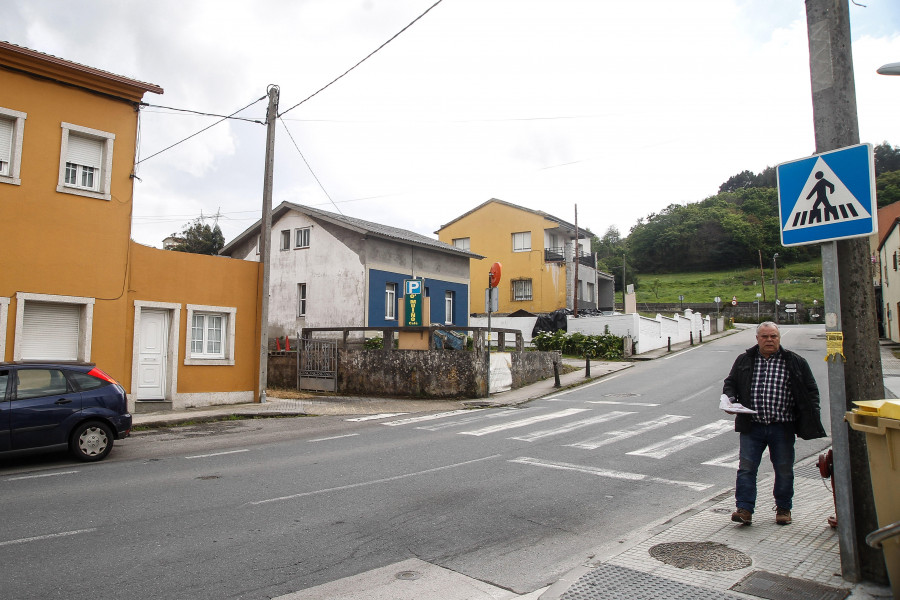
[136, 95, 267, 165]
[277, 0, 444, 118]
[279, 118, 343, 214]
[141, 103, 265, 124]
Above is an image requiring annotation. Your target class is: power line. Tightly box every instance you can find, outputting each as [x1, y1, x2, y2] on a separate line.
[279, 118, 343, 214]
[137, 95, 267, 165]
[141, 103, 265, 124]
[277, 0, 445, 118]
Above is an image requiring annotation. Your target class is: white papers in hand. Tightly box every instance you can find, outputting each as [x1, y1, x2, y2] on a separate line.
[719, 394, 757, 414]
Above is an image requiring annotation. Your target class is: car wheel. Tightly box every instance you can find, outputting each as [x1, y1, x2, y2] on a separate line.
[70, 421, 114, 462]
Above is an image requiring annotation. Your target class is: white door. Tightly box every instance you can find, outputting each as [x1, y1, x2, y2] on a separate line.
[137, 310, 167, 400]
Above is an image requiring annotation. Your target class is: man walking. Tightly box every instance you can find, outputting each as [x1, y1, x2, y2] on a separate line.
[723, 322, 826, 526]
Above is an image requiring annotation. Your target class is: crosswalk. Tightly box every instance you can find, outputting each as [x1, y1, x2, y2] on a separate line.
[357, 407, 739, 462]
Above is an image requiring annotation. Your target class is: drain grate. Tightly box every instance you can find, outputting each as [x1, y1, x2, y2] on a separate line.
[730, 571, 849, 600]
[649, 541, 752, 571]
[560, 563, 737, 600]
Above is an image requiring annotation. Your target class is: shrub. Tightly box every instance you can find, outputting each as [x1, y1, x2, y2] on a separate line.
[533, 330, 624, 360]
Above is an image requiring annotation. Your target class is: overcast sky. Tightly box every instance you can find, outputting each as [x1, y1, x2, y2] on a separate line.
[3, 0, 899, 248]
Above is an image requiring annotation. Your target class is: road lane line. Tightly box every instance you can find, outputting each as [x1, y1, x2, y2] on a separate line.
[382, 409, 477, 426]
[309, 433, 359, 442]
[185, 449, 250, 459]
[0, 528, 97, 547]
[567, 414, 690, 450]
[510, 411, 634, 442]
[459, 408, 589, 436]
[663, 346, 700, 360]
[345, 413, 408, 422]
[510, 457, 711, 491]
[543, 373, 625, 399]
[628, 419, 734, 459]
[586, 400, 659, 406]
[417, 408, 520, 431]
[6, 470, 78, 481]
[247, 455, 501, 506]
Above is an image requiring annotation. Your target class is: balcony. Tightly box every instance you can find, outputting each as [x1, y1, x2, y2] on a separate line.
[545, 246, 595, 268]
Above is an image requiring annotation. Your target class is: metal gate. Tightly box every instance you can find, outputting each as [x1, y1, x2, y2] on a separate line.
[297, 338, 338, 392]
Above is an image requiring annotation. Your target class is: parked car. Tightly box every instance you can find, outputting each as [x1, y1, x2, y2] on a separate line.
[0, 363, 131, 461]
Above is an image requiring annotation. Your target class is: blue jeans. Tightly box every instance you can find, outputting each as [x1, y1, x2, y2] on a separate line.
[735, 422, 796, 513]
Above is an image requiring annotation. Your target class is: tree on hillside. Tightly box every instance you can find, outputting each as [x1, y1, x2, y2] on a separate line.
[718, 166, 776, 193]
[875, 141, 900, 175]
[167, 218, 225, 255]
[877, 170, 900, 208]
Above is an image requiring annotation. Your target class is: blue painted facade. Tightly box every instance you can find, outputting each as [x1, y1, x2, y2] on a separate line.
[368, 269, 468, 327]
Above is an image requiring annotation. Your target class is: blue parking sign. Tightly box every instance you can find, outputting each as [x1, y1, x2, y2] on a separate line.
[405, 279, 422, 296]
[776, 143, 876, 246]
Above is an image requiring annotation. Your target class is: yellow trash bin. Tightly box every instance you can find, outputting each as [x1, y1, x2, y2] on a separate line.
[846, 404, 900, 596]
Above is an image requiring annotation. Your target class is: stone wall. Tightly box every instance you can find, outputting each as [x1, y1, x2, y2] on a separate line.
[267, 348, 561, 398]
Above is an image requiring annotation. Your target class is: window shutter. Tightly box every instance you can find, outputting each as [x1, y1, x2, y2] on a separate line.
[67, 134, 102, 168]
[21, 302, 80, 361]
[0, 118, 12, 164]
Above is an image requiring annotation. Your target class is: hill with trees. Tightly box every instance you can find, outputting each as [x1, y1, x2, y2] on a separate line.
[594, 141, 900, 285]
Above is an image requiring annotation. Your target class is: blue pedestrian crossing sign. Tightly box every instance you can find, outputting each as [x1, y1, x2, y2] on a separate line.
[776, 143, 876, 246]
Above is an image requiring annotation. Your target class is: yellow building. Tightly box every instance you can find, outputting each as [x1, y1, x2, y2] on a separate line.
[0, 42, 263, 410]
[437, 199, 601, 315]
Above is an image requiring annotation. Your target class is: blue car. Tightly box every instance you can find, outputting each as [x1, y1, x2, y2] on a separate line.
[0, 363, 131, 461]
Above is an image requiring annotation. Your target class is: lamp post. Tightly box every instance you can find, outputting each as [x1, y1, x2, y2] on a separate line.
[877, 62, 900, 75]
[773, 253, 780, 324]
[756, 293, 762, 323]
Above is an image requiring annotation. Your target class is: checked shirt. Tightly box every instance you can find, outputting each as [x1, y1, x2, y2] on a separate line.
[750, 349, 794, 424]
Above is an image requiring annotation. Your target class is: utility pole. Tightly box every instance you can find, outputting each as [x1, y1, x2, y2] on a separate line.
[573, 204, 579, 317]
[258, 85, 279, 404]
[773, 253, 780, 324]
[622, 255, 627, 311]
[758, 249, 767, 301]
[805, 0, 885, 583]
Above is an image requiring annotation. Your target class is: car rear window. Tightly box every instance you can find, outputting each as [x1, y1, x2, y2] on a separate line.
[68, 370, 110, 391]
[0, 370, 8, 400]
[16, 369, 69, 400]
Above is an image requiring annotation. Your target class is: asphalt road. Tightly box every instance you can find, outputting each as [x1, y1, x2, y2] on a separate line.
[0, 325, 833, 599]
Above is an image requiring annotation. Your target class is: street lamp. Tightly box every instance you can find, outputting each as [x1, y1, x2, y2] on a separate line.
[877, 62, 900, 75]
[773, 253, 780, 324]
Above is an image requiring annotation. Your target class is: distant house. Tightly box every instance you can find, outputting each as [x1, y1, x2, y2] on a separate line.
[875, 203, 900, 341]
[436, 199, 604, 314]
[220, 202, 482, 339]
[0, 41, 263, 411]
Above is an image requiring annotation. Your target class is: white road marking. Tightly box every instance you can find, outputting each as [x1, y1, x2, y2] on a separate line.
[676, 384, 717, 404]
[345, 413, 408, 422]
[247, 455, 501, 506]
[185, 449, 250, 459]
[416, 408, 520, 431]
[510, 411, 634, 442]
[0, 528, 97, 547]
[309, 433, 359, 442]
[703, 452, 740, 469]
[6, 470, 78, 481]
[586, 400, 659, 406]
[663, 346, 700, 360]
[628, 419, 734, 459]
[459, 408, 589, 436]
[382, 409, 477, 426]
[567, 414, 690, 450]
[543, 373, 626, 400]
[510, 457, 712, 491]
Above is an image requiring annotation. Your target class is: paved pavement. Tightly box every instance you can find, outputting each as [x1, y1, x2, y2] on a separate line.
[131, 329, 897, 599]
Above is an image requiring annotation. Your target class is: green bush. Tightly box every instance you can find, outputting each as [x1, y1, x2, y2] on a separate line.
[533, 330, 624, 360]
[364, 336, 383, 350]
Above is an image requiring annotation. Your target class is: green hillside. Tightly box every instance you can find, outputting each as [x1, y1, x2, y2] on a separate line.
[634, 260, 825, 306]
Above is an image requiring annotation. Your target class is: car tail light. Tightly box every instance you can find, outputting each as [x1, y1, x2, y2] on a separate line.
[87, 367, 119, 385]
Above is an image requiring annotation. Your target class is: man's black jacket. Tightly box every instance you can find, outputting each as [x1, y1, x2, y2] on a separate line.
[722, 345, 827, 440]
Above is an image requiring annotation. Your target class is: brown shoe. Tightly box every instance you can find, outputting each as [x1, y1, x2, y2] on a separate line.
[775, 507, 792, 525]
[731, 508, 752, 525]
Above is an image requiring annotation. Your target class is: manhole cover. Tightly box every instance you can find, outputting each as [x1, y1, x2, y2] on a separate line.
[649, 541, 752, 571]
[395, 571, 421, 581]
[731, 570, 849, 600]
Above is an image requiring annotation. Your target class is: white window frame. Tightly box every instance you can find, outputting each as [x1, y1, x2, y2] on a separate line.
[444, 291, 454, 324]
[512, 231, 531, 252]
[586, 281, 595, 303]
[280, 229, 291, 251]
[452, 237, 470, 251]
[0, 296, 9, 360]
[297, 283, 307, 317]
[184, 304, 236, 365]
[385, 283, 397, 320]
[57, 122, 115, 200]
[13, 293, 95, 362]
[295, 227, 310, 249]
[512, 279, 533, 301]
[0, 107, 26, 186]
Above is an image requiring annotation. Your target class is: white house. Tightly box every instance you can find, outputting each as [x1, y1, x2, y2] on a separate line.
[221, 202, 482, 340]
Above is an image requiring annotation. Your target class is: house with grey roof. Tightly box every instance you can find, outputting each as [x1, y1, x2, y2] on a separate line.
[220, 202, 482, 340]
